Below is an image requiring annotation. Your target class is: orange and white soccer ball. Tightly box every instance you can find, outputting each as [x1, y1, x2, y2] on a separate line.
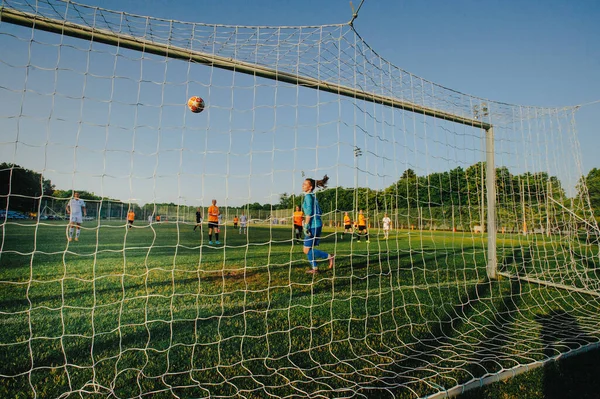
[187, 96, 205, 113]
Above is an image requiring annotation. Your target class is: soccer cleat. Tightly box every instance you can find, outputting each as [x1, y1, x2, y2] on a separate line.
[68, 237, 72, 242]
[215, 241, 221, 245]
[74, 238, 79, 242]
[209, 241, 213, 245]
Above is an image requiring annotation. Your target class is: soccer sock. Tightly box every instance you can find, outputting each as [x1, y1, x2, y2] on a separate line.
[216, 233, 219, 241]
[69, 227, 74, 237]
[312, 249, 328, 260]
[209, 234, 212, 241]
[306, 249, 317, 269]
[76, 229, 80, 238]
[365, 232, 369, 241]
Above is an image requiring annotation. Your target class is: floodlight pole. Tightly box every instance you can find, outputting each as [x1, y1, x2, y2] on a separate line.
[485, 127, 497, 279]
[354, 146, 363, 218]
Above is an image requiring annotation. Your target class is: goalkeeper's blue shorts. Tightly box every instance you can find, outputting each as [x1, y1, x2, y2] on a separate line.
[303, 226, 322, 248]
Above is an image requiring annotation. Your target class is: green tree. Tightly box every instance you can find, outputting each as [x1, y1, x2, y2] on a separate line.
[465, 162, 485, 206]
[385, 168, 419, 209]
[278, 193, 293, 209]
[248, 202, 263, 211]
[448, 166, 467, 205]
[578, 168, 600, 211]
[0, 163, 54, 213]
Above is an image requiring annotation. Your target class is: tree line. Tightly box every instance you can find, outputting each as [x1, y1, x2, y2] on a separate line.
[280, 163, 571, 212]
[0, 163, 289, 220]
[3, 162, 600, 226]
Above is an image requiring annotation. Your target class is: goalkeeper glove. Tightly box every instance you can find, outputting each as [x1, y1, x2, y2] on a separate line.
[303, 224, 311, 237]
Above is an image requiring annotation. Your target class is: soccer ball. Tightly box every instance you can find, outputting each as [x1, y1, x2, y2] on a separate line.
[187, 96, 205, 113]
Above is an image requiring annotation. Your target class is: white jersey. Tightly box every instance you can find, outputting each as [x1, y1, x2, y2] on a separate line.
[382, 217, 391, 230]
[69, 198, 86, 215]
[240, 215, 247, 226]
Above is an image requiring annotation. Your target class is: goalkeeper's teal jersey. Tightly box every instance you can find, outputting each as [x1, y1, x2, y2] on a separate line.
[302, 192, 322, 228]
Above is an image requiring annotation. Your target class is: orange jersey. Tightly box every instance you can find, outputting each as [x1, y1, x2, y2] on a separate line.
[207, 205, 219, 222]
[358, 214, 366, 226]
[233, 217, 239, 223]
[293, 211, 304, 226]
[344, 215, 351, 225]
[127, 211, 135, 221]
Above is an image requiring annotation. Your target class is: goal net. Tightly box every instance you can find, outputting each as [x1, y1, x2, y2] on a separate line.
[0, 1, 599, 398]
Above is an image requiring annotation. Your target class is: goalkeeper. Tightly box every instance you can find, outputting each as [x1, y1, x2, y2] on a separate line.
[301, 175, 334, 274]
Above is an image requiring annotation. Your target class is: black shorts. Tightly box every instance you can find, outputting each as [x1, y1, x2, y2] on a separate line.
[128, 220, 134, 225]
[358, 225, 366, 231]
[294, 224, 302, 232]
[234, 223, 238, 228]
[208, 222, 218, 229]
[344, 224, 351, 229]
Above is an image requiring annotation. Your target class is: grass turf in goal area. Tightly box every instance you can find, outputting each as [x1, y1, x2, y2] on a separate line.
[0, 221, 598, 398]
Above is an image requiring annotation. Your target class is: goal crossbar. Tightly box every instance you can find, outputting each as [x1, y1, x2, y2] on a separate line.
[0, 6, 492, 130]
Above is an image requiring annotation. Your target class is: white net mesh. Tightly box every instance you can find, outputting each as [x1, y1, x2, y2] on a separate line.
[0, 1, 599, 398]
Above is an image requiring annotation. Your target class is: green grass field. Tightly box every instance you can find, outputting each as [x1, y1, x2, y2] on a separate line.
[1, 220, 598, 398]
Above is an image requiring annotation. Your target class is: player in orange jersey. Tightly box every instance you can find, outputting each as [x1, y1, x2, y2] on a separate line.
[342, 211, 352, 239]
[293, 205, 304, 241]
[127, 209, 135, 229]
[356, 209, 369, 243]
[207, 199, 220, 245]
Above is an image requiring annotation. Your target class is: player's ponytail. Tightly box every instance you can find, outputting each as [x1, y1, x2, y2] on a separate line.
[315, 174, 329, 189]
[305, 174, 329, 192]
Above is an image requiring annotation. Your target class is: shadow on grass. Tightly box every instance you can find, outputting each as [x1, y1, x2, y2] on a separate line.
[538, 311, 600, 399]
[499, 246, 533, 276]
[458, 311, 600, 399]
[353, 269, 529, 398]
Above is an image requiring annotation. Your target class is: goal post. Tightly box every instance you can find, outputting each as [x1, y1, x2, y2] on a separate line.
[486, 126, 497, 279]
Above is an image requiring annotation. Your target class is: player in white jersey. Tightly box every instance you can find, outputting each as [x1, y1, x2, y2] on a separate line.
[382, 213, 392, 240]
[239, 212, 248, 234]
[66, 192, 87, 242]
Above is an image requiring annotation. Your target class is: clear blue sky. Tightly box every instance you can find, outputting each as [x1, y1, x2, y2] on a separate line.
[0, 0, 598, 206]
